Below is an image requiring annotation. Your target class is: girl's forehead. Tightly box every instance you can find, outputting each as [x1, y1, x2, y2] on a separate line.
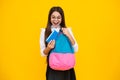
[51, 11, 61, 16]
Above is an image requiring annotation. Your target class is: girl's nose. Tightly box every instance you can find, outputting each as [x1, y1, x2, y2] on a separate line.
[54, 19, 58, 22]
[54, 18, 58, 21]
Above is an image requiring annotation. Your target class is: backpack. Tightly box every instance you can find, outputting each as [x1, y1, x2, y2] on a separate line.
[48, 31, 75, 71]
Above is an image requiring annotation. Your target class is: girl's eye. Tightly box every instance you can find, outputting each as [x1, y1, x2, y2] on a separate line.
[52, 16, 55, 19]
[57, 16, 61, 19]
[51, 16, 61, 19]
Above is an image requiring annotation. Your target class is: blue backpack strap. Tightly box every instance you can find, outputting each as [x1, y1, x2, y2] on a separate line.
[51, 30, 74, 53]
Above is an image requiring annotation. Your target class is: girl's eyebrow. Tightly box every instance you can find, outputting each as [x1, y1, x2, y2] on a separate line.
[51, 14, 61, 16]
[51, 15, 61, 18]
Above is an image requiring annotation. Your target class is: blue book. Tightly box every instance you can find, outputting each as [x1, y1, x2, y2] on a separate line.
[46, 30, 59, 43]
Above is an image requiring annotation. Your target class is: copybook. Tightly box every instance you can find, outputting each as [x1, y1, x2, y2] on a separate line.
[46, 30, 59, 43]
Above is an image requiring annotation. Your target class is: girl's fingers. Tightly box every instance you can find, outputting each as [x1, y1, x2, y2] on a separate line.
[51, 40, 55, 45]
[61, 28, 65, 33]
[62, 28, 65, 32]
[48, 40, 55, 48]
[51, 40, 55, 47]
[48, 40, 52, 45]
[62, 28, 67, 34]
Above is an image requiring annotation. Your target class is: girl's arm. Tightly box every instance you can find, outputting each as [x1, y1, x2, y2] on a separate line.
[40, 28, 46, 56]
[62, 28, 75, 45]
[40, 28, 55, 56]
[43, 40, 55, 55]
[62, 28, 78, 52]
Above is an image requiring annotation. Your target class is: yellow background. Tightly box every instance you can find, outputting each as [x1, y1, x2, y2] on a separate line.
[0, 0, 120, 80]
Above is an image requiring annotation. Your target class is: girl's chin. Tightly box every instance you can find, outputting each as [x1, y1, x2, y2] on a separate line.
[52, 24, 59, 27]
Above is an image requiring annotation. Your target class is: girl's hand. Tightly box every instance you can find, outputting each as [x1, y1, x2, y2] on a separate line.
[62, 28, 75, 45]
[47, 40, 55, 49]
[62, 28, 71, 37]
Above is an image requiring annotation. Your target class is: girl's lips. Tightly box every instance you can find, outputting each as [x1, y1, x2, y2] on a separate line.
[53, 22, 59, 25]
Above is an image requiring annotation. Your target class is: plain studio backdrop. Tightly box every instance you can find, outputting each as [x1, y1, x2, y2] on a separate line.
[0, 0, 120, 80]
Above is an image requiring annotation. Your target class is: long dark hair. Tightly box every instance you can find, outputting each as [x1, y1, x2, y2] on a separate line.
[45, 6, 67, 46]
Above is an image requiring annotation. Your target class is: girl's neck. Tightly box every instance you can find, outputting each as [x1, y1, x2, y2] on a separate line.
[51, 25, 61, 32]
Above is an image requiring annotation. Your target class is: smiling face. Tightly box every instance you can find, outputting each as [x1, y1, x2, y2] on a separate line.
[50, 11, 62, 28]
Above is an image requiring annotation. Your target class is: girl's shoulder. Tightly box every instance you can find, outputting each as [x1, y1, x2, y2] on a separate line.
[40, 28, 45, 31]
[40, 28, 46, 33]
[67, 27, 71, 30]
[40, 27, 72, 33]
[67, 27, 72, 32]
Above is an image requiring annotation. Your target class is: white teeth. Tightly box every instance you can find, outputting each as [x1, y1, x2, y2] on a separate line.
[54, 22, 58, 23]
[53, 22, 59, 25]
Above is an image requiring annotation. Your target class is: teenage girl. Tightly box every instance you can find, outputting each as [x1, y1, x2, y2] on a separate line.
[40, 6, 78, 80]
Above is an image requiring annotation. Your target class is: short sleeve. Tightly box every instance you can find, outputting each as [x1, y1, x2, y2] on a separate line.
[39, 28, 47, 56]
[68, 28, 78, 52]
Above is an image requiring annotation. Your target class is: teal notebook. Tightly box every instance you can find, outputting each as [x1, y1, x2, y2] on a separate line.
[46, 30, 59, 43]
